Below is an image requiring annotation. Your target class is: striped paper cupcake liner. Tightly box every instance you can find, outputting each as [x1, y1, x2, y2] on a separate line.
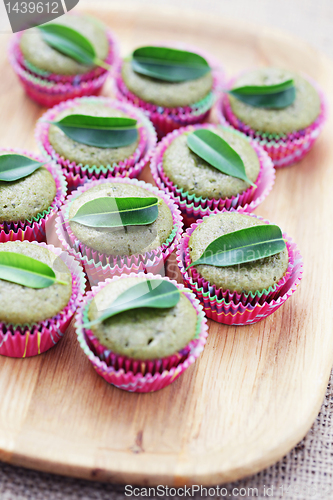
[0, 243, 86, 358]
[75, 273, 208, 393]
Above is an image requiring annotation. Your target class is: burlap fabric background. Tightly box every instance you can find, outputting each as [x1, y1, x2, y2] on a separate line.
[1, 0, 333, 498]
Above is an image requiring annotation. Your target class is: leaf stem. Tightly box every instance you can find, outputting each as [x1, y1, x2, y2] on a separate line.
[185, 262, 196, 271]
[55, 279, 69, 286]
[94, 58, 111, 71]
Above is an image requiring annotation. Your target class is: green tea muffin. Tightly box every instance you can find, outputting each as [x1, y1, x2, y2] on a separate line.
[121, 59, 213, 108]
[188, 212, 289, 293]
[116, 45, 221, 140]
[228, 67, 321, 135]
[0, 241, 72, 325]
[68, 182, 174, 256]
[48, 102, 140, 167]
[0, 151, 56, 223]
[87, 276, 197, 359]
[20, 14, 109, 76]
[163, 126, 260, 199]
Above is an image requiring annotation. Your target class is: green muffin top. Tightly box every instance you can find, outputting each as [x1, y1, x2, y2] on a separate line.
[121, 59, 213, 108]
[48, 102, 141, 167]
[163, 127, 260, 199]
[188, 212, 289, 293]
[68, 182, 174, 256]
[20, 14, 109, 75]
[0, 241, 72, 325]
[228, 68, 321, 135]
[0, 151, 56, 223]
[88, 276, 197, 360]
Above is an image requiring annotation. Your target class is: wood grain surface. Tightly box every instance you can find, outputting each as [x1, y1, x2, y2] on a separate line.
[0, 2, 332, 486]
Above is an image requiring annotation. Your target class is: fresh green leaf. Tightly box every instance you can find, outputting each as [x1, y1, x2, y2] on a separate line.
[84, 279, 180, 327]
[39, 23, 97, 66]
[231, 80, 294, 95]
[50, 115, 138, 148]
[229, 79, 296, 108]
[0, 154, 45, 182]
[0, 252, 68, 289]
[187, 224, 286, 269]
[51, 115, 137, 130]
[132, 46, 211, 82]
[187, 129, 255, 187]
[70, 196, 159, 228]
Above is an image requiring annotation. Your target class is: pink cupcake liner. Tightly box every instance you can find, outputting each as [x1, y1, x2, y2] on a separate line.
[0, 243, 86, 358]
[187, 254, 303, 325]
[36, 96, 157, 192]
[186, 264, 302, 325]
[80, 255, 166, 288]
[75, 273, 208, 393]
[55, 177, 183, 286]
[217, 76, 327, 168]
[115, 75, 212, 138]
[0, 148, 67, 243]
[19, 77, 106, 108]
[150, 124, 275, 226]
[8, 28, 119, 107]
[176, 211, 303, 325]
[115, 43, 225, 138]
[85, 332, 196, 375]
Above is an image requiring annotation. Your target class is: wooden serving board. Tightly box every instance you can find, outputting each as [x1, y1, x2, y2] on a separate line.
[0, 1, 333, 486]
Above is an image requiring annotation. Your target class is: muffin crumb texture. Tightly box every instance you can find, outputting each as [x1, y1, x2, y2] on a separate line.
[0, 241, 72, 325]
[121, 60, 213, 108]
[163, 127, 260, 199]
[88, 277, 197, 360]
[48, 103, 140, 167]
[189, 212, 289, 293]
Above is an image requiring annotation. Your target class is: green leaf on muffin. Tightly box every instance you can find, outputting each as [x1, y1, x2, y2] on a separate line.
[0, 154, 45, 182]
[187, 129, 256, 186]
[186, 224, 286, 269]
[70, 196, 159, 228]
[229, 79, 296, 108]
[49, 115, 138, 148]
[131, 46, 211, 82]
[0, 252, 68, 288]
[38, 23, 110, 70]
[83, 279, 180, 327]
